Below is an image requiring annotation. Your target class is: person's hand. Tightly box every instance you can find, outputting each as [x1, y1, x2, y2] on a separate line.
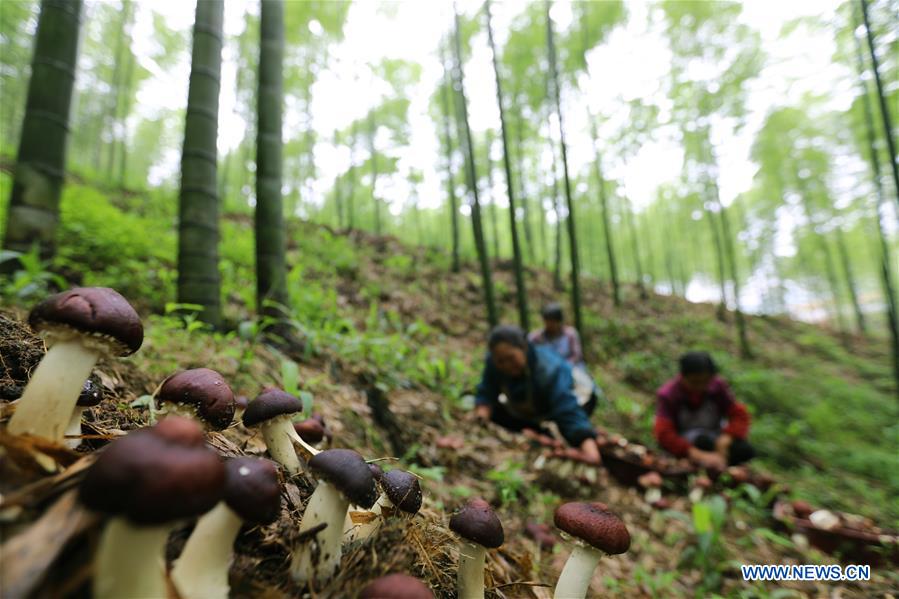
[714, 434, 733, 458]
[688, 447, 726, 471]
[578, 438, 602, 466]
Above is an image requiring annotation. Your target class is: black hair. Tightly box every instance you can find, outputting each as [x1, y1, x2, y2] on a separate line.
[488, 324, 528, 351]
[679, 351, 718, 376]
[541, 302, 564, 322]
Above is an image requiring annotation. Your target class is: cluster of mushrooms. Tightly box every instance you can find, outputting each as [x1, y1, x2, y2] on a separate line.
[6, 287, 633, 599]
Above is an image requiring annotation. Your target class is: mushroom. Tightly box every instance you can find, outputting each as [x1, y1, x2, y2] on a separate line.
[78, 417, 224, 599]
[157, 368, 235, 431]
[359, 573, 434, 598]
[638, 471, 663, 505]
[346, 469, 422, 543]
[294, 417, 326, 445]
[553, 502, 631, 599]
[449, 497, 504, 599]
[290, 449, 377, 585]
[791, 499, 813, 520]
[233, 395, 249, 420]
[242, 387, 308, 474]
[809, 509, 840, 531]
[171, 457, 281, 599]
[8, 287, 142, 442]
[63, 378, 103, 449]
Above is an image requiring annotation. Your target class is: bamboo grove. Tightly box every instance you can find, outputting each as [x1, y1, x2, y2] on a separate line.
[1, 0, 897, 394]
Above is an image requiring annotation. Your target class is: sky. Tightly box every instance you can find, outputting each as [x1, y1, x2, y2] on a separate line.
[124, 0, 883, 319]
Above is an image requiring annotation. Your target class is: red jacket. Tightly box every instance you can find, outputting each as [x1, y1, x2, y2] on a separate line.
[653, 375, 750, 457]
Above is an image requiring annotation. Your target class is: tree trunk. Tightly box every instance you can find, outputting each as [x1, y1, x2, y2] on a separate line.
[859, 0, 899, 211]
[368, 111, 381, 235]
[853, 5, 899, 398]
[624, 196, 648, 299]
[452, 5, 497, 328]
[513, 115, 535, 263]
[485, 129, 501, 260]
[438, 41, 461, 272]
[176, 0, 224, 327]
[835, 227, 866, 335]
[333, 131, 344, 229]
[117, 20, 136, 189]
[590, 142, 620, 306]
[486, 0, 529, 330]
[348, 121, 357, 230]
[547, 122, 563, 291]
[255, 0, 288, 326]
[104, 2, 130, 181]
[716, 193, 752, 358]
[546, 0, 584, 340]
[704, 197, 729, 321]
[2, 0, 82, 269]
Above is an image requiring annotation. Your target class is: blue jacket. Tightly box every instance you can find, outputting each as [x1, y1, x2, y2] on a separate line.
[475, 344, 596, 447]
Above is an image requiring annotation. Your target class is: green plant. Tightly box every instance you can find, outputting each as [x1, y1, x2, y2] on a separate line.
[0, 246, 67, 301]
[486, 459, 529, 506]
[675, 495, 728, 592]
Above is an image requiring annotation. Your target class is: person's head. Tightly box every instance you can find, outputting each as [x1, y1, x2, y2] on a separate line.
[488, 325, 529, 377]
[541, 303, 564, 336]
[678, 351, 718, 392]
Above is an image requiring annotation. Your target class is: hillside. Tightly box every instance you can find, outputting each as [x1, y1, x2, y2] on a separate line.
[1, 179, 898, 597]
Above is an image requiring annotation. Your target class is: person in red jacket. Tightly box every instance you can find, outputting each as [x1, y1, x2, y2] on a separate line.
[654, 351, 754, 471]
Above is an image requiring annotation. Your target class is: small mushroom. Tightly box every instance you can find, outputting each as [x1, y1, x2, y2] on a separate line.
[791, 499, 813, 520]
[242, 387, 307, 474]
[63, 378, 103, 449]
[553, 502, 630, 599]
[171, 457, 281, 599]
[359, 573, 434, 598]
[346, 469, 422, 543]
[290, 449, 377, 585]
[524, 522, 556, 550]
[157, 368, 236, 431]
[233, 395, 249, 420]
[294, 417, 326, 445]
[449, 497, 504, 599]
[9, 287, 142, 442]
[78, 417, 225, 599]
[638, 471, 663, 505]
[809, 509, 840, 531]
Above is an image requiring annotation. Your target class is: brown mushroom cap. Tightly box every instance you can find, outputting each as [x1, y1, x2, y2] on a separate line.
[234, 395, 249, 411]
[308, 449, 377, 508]
[223, 457, 281, 524]
[242, 387, 302, 427]
[369, 462, 385, 481]
[553, 502, 630, 555]
[293, 418, 325, 444]
[29, 287, 143, 355]
[78, 417, 225, 525]
[77, 378, 104, 407]
[158, 368, 235, 430]
[359, 573, 434, 599]
[381, 470, 422, 515]
[449, 497, 504, 548]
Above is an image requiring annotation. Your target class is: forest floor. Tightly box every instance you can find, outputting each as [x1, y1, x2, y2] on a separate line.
[1, 177, 898, 597]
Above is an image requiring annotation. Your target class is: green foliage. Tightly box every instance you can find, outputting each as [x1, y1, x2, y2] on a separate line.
[676, 495, 729, 592]
[486, 459, 529, 506]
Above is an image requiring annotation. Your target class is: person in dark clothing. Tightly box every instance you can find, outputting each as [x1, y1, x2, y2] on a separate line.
[654, 351, 755, 470]
[474, 325, 602, 464]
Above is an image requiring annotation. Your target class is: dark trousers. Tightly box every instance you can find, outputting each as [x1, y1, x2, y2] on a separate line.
[694, 433, 756, 465]
[489, 397, 597, 439]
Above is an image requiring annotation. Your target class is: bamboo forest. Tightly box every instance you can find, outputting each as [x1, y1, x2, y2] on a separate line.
[1, 0, 898, 597]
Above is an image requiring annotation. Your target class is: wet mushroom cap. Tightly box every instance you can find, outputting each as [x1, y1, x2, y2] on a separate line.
[29, 287, 143, 355]
[223, 457, 281, 524]
[359, 573, 434, 599]
[78, 417, 225, 524]
[449, 497, 504, 548]
[234, 395, 249, 411]
[242, 387, 303, 427]
[553, 502, 630, 555]
[293, 418, 325, 444]
[158, 368, 235, 430]
[381, 470, 422, 514]
[308, 449, 377, 508]
[369, 462, 385, 482]
[77, 378, 104, 407]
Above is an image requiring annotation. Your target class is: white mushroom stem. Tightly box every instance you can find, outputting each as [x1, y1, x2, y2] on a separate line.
[343, 493, 391, 544]
[644, 487, 662, 504]
[93, 517, 172, 599]
[261, 415, 303, 475]
[290, 481, 350, 584]
[170, 502, 243, 599]
[553, 542, 603, 599]
[457, 540, 487, 599]
[8, 337, 99, 441]
[63, 407, 89, 449]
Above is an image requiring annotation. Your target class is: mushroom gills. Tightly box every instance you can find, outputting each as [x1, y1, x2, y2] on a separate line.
[8, 338, 99, 441]
[262, 415, 303, 474]
[171, 502, 244, 599]
[291, 481, 350, 584]
[457, 541, 487, 599]
[93, 517, 172, 599]
[553, 542, 603, 599]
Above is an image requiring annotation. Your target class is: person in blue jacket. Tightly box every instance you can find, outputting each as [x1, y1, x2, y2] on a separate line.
[473, 325, 602, 464]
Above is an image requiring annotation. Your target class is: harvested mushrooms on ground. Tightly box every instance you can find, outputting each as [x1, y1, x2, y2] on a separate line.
[449, 497, 504, 599]
[553, 502, 631, 599]
[291, 449, 377, 585]
[8, 287, 143, 442]
[156, 368, 236, 431]
[171, 457, 281, 599]
[78, 417, 225, 599]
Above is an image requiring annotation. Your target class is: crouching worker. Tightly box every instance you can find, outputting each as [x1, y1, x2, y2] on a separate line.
[654, 351, 755, 471]
[473, 325, 602, 465]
